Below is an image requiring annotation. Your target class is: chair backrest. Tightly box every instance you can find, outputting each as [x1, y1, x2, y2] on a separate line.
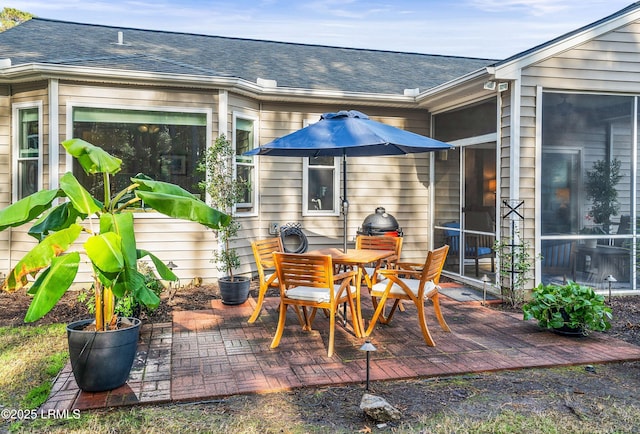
[251, 237, 283, 278]
[355, 234, 403, 261]
[442, 222, 460, 253]
[273, 252, 334, 292]
[420, 245, 449, 286]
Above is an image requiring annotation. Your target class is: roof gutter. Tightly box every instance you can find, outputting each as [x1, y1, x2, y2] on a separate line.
[419, 67, 490, 98]
[0, 63, 419, 108]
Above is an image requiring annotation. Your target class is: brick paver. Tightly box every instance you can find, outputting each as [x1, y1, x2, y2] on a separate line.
[43, 292, 640, 411]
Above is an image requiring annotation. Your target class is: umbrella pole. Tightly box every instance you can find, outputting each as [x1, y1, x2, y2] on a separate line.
[342, 154, 348, 253]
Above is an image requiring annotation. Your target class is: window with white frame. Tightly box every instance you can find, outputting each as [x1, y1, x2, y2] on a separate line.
[303, 156, 340, 216]
[14, 105, 41, 200]
[71, 107, 208, 202]
[233, 115, 258, 215]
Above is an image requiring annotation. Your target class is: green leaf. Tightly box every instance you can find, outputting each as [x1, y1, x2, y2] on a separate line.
[100, 213, 137, 267]
[132, 175, 198, 199]
[24, 253, 80, 322]
[0, 189, 60, 231]
[84, 232, 124, 273]
[131, 271, 161, 309]
[136, 190, 230, 230]
[59, 172, 103, 215]
[2, 224, 83, 292]
[62, 138, 122, 175]
[138, 249, 178, 281]
[28, 202, 86, 241]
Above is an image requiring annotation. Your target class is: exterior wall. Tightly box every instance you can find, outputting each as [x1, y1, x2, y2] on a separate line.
[1, 81, 435, 285]
[0, 86, 9, 275]
[8, 82, 222, 286]
[1, 83, 49, 280]
[514, 19, 640, 286]
[253, 103, 432, 263]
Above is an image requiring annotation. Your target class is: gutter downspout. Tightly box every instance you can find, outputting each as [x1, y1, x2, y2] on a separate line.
[509, 72, 521, 205]
[508, 72, 522, 251]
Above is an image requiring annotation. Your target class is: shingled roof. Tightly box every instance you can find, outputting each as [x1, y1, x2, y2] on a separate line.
[0, 18, 495, 95]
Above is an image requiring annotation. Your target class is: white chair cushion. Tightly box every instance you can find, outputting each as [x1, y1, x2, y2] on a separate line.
[285, 284, 355, 303]
[264, 272, 278, 283]
[371, 279, 437, 298]
[363, 266, 386, 282]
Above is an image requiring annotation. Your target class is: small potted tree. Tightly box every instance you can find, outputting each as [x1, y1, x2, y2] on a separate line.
[522, 281, 612, 336]
[0, 138, 229, 391]
[199, 135, 251, 305]
[585, 158, 622, 234]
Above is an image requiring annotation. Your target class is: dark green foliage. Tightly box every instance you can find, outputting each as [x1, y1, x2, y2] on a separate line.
[523, 281, 612, 334]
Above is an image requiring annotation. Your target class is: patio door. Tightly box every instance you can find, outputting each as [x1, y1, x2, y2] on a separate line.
[434, 140, 497, 280]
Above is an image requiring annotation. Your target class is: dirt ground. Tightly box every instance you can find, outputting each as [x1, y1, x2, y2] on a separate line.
[2, 282, 640, 430]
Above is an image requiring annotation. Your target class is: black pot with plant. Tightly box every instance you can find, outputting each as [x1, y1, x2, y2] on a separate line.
[522, 281, 612, 336]
[0, 138, 229, 391]
[199, 135, 251, 305]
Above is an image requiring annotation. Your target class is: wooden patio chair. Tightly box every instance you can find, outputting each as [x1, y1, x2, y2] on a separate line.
[248, 237, 284, 323]
[364, 245, 451, 346]
[355, 234, 403, 289]
[270, 252, 358, 357]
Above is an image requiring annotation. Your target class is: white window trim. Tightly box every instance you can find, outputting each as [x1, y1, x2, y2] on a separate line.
[12, 101, 43, 202]
[232, 111, 259, 217]
[300, 117, 340, 216]
[302, 157, 340, 217]
[65, 102, 212, 219]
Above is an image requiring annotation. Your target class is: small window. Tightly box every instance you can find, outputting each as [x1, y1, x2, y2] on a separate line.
[233, 114, 258, 215]
[14, 105, 41, 200]
[303, 156, 340, 216]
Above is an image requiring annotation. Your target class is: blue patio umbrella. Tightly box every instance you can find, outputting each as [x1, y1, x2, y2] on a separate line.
[244, 110, 452, 251]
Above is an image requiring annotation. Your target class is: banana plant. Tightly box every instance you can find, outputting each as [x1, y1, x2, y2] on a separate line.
[0, 138, 230, 331]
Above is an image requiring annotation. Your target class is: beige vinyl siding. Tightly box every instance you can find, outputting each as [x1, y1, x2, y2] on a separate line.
[255, 104, 432, 263]
[53, 83, 221, 284]
[522, 22, 640, 91]
[4, 85, 49, 274]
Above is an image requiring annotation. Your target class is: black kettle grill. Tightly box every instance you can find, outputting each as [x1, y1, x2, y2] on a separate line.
[357, 207, 403, 237]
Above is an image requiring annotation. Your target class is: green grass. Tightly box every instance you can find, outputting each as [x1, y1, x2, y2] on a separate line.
[0, 324, 68, 410]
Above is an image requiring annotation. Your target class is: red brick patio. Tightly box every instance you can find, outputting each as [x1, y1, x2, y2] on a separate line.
[41, 285, 640, 411]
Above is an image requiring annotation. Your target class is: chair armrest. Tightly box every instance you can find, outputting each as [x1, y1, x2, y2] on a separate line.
[378, 268, 421, 279]
[333, 270, 357, 282]
[396, 261, 423, 270]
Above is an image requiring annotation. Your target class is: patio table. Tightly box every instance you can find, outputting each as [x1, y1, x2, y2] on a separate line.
[306, 247, 395, 337]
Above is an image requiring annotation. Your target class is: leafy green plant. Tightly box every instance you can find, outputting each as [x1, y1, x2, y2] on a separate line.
[585, 158, 622, 232]
[198, 135, 249, 281]
[494, 234, 539, 307]
[77, 261, 165, 318]
[0, 138, 229, 330]
[522, 281, 612, 335]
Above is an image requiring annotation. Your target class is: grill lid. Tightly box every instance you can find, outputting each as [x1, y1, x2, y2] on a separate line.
[359, 207, 400, 233]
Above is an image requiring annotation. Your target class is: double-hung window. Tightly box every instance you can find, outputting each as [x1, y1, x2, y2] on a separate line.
[13, 103, 41, 201]
[303, 156, 340, 216]
[302, 117, 340, 216]
[233, 114, 258, 215]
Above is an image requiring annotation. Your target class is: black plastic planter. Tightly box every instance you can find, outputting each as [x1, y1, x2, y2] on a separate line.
[66, 317, 141, 392]
[219, 276, 251, 305]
